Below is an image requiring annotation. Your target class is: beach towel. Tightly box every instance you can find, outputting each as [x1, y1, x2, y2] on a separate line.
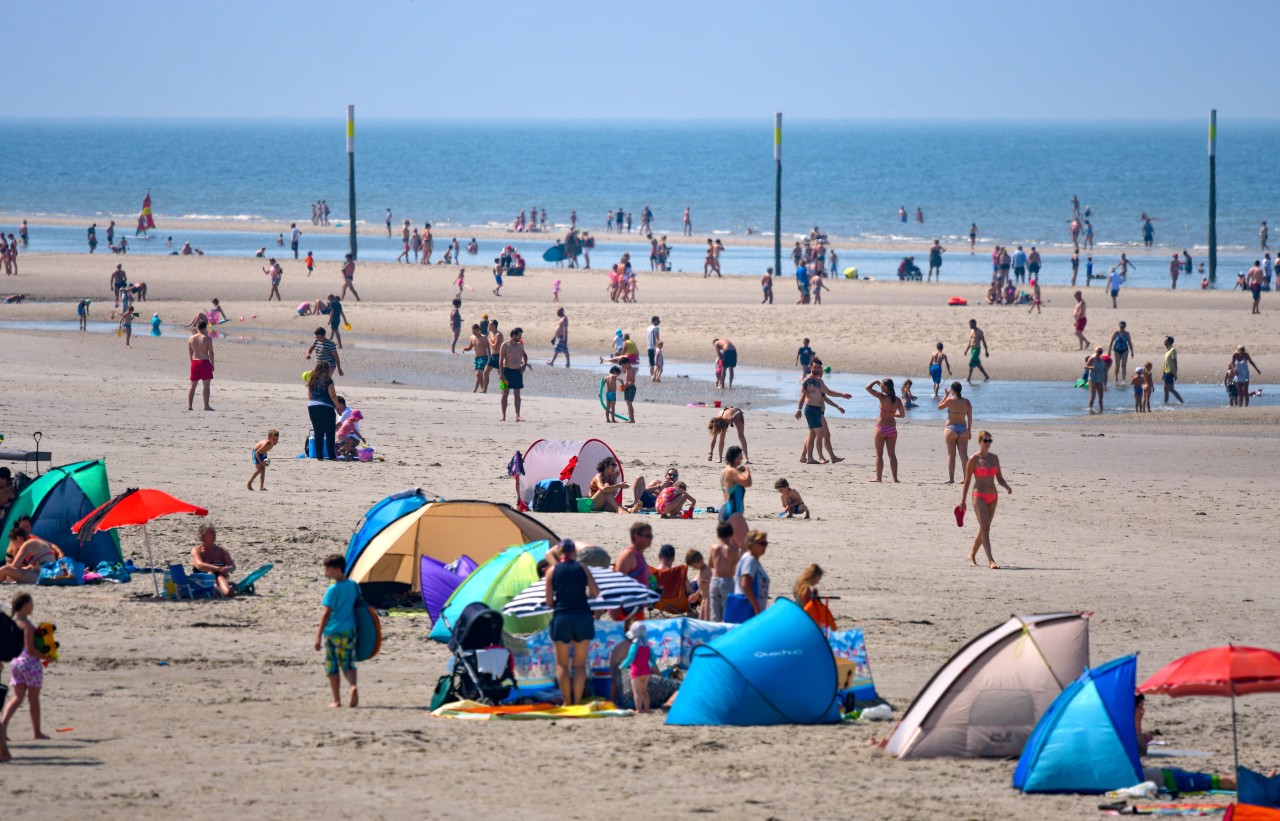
[431, 699, 632, 720]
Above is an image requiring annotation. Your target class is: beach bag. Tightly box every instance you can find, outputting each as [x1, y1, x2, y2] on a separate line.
[94, 561, 132, 583]
[38, 557, 86, 586]
[563, 483, 582, 511]
[0, 611, 22, 662]
[532, 479, 566, 513]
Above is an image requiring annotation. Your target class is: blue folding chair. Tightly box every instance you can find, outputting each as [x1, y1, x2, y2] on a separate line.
[234, 564, 273, 595]
[167, 565, 215, 600]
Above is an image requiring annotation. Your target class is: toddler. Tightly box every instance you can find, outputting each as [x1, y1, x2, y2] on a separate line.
[603, 366, 622, 423]
[247, 429, 279, 490]
[552, 279, 561, 302]
[619, 622, 653, 713]
[774, 478, 810, 518]
[654, 340, 664, 382]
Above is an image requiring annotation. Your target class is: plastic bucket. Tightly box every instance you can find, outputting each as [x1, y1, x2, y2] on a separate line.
[357, 446, 374, 462]
[714, 400, 722, 408]
[575, 497, 593, 513]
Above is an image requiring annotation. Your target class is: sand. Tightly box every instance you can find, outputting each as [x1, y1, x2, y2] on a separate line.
[1, 251, 1278, 820]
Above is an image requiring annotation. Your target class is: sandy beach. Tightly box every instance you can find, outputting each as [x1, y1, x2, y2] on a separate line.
[2, 250, 1279, 820]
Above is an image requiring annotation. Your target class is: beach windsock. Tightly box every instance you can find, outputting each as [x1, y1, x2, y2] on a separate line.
[139, 191, 156, 230]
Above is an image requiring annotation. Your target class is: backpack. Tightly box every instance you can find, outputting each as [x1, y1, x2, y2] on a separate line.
[0, 611, 23, 662]
[563, 483, 582, 512]
[532, 479, 566, 513]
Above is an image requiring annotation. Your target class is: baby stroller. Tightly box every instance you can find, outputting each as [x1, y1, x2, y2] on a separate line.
[438, 602, 517, 706]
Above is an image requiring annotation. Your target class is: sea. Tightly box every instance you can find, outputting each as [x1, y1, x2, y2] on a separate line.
[3, 119, 1278, 287]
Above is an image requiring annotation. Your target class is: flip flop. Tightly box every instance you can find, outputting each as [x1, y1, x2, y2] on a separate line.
[953, 504, 965, 527]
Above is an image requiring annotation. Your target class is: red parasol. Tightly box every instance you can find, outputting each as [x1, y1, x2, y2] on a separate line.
[73, 488, 208, 596]
[1139, 645, 1280, 772]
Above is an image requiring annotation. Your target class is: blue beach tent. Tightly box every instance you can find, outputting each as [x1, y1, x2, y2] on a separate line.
[666, 598, 841, 726]
[1, 460, 120, 567]
[1013, 655, 1143, 794]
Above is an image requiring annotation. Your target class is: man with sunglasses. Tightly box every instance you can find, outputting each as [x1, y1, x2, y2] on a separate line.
[627, 467, 681, 512]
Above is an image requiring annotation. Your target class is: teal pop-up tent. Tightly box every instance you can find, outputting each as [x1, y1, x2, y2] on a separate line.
[666, 598, 841, 726]
[1013, 655, 1143, 794]
[1, 460, 119, 566]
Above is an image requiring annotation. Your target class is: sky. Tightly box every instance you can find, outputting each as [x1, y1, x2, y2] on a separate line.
[6, 0, 1277, 121]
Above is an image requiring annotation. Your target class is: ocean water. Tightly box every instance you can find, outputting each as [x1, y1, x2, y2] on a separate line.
[4, 118, 1279, 247]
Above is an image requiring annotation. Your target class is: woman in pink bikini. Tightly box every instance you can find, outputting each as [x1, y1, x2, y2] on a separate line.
[865, 379, 905, 482]
[959, 430, 1013, 569]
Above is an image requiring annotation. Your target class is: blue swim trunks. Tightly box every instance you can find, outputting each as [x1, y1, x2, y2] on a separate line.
[929, 363, 943, 385]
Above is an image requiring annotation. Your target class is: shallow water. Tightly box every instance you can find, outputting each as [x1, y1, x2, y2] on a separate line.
[5, 319, 1267, 421]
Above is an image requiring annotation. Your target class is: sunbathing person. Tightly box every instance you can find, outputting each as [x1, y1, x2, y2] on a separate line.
[1135, 694, 1241, 791]
[0, 524, 63, 584]
[191, 523, 237, 597]
[627, 467, 680, 511]
[587, 457, 628, 513]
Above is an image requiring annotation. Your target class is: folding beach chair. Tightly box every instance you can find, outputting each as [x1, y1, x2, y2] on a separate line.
[234, 564, 273, 595]
[650, 564, 695, 617]
[166, 565, 215, 600]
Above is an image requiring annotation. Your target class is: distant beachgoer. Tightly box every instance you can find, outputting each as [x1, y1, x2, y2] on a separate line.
[1232, 345, 1261, 407]
[719, 447, 751, 549]
[118, 306, 135, 348]
[929, 342, 952, 398]
[87, 223, 98, 253]
[898, 206, 907, 223]
[1070, 250, 1080, 286]
[1107, 266, 1123, 309]
[447, 299, 463, 354]
[1027, 278, 1042, 315]
[938, 382, 972, 483]
[713, 338, 737, 389]
[1162, 337, 1184, 404]
[1073, 291, 1090, 349]
[290, 223, 301, 259]
[709, 406, 749, 463]
[1142, 362, 1155, 411]
[327, 295, 347, 348]
[1248, 260, 1265, 314]
[683, 207, 691, 236]
[548, 307, 570, 367]
[462, 323, 490, 392]
[339, 254, 360, 301]
[1083, 220, 1094, 249]
[1028, 247, 1041, 281]
[1012, 246, 1027, 284]
[915, 207, 924, 224]
[246, 429, 279, 491]
[187, 321, 215, 411]
[77, 298, 90, 331]
[264, 258, 283, 301]
[306, 362, 339, 460]
[966, 319, 990, 383]
[866, 379, 905, 483]
[926, 239, 946, 281]
[1109, 321, 1134, 384]
[307, 326, 343, 376]
[499, 327, 528, 422]
[960, 430, 1012, 569]
[1086, 347, 1108, 413]
[968, 223, 977, 253]
[1131, 367, 1147, 413]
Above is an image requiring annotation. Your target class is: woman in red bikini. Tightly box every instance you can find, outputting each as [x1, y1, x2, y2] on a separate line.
[959, 430, 1013, 569]
[865, 379, 905, 483]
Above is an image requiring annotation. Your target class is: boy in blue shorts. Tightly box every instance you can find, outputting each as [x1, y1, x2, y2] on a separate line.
[929, 342, 951, 398]
[315, 554, 359, 708]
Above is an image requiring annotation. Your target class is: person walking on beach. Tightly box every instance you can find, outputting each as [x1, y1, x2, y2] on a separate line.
[187, 320, 215, 411]
[1232, 345, 1261, 407]
[339, 254, 360, 302]
[796, 366, 846, 465]
[462, 323, 490, 392]
[1086, 347, 1109, 413]
[385, 209, 392, 237]
[548, 307, 570, 367]
[866, 379, 905, 483]
[290, 223, 301, 259]
[118, 306, 135, 348]
[87, 223, 98, 253]
[1071, 249, 1080, 286]
[398, 222, 411, 263]
[966, 319, 990, 383]
[1262, 221, 1269, 251]
[1, 592, 53, 743]
[315, 554, 359, 708]
[645, 316, 661, 381]
[1162, 336, 1184, 404]
[1248, 261, 1265, 314]
[1083, 220, 1094, 249]
[968, 223, 978, 253]
[938, 382, 972, 483]
[484, 319, 503, 392]
[1028, 278, 1042, 314]
[264, 258, 283, 301]
[325, 294, 347, 349]
[1107, 265, 1123, 308]
[1109, 321, 1134, 384]
[927, 239, 946, 281]
[499, 327, 528, 422]
[1073, 291, 1090, 349]
[449, 299, 463, 354]
[929, 342, 952, 398]
[959, 430, 1012, 570]
[683, 207, 692, 237]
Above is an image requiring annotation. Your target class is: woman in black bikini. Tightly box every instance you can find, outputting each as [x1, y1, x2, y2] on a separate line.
[959, 430, 1013, 569]
[708, 406, 749, 463]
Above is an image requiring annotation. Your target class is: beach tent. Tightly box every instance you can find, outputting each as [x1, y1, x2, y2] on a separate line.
[344, 489, 556, 597]
[884, 612, 1089, 759]
[666, 599, 841, 726]
[515, 439, 622, 510]
[429, 541, 552, 641]
[420, 554, 478, 624]
[1013, 655, 1143, 794]
[1, 460, 119, 567]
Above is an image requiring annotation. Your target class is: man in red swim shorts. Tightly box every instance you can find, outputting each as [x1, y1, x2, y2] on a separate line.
[1073, 290, 1090, 350]
[187, 320, 215, 411]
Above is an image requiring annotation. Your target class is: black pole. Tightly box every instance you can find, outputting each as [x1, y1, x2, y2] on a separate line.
[347, 105, 358, 261]
[1208, 109, 1216, 284]
[774, 112, 782, 281]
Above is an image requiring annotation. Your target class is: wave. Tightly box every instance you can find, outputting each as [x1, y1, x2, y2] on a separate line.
[178, 213, 267, 222]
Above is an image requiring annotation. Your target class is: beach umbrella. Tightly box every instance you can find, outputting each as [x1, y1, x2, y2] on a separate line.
[502, 567, 659, 619]
[1139, 644, 1280, 772]
[72, 488, 209, 596]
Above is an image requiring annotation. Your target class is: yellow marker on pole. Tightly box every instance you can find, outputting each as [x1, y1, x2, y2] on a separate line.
[773, 113, 782, 281]
[346, 105, 357, 260]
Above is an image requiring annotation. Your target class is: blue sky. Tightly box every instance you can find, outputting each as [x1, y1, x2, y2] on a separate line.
[7, 0, 1277, 121]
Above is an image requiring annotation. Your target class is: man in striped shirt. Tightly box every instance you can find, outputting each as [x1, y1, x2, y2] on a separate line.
[306, 327, 343, 376]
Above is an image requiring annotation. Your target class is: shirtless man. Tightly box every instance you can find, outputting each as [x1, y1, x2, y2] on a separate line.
[498, 327, 528, 422]
[797, 361, 847, 464]
[422, 223, 434, 265]
[1073, 291, 1090, 349]
[461, 323, 491, 392]
[191, 524, 237, 597]
[683, 207, 692, 237]
[484, 319, 504, 393]
[1248, 260, 1265, 314]
[187, 320, 215, 411]
[707, 521, 739, 623]
[965, 319, 990, 383]
[547, 307, 570, 367]
[713, 338, 738, 389]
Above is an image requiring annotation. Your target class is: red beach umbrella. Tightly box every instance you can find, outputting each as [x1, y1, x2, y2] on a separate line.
[1139, 645, 1280, 772]
[73, 488, 209, 596]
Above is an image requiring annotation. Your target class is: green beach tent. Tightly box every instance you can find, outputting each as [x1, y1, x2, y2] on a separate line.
[2, 460, 121, 567]
[429, 541, 552, 641]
